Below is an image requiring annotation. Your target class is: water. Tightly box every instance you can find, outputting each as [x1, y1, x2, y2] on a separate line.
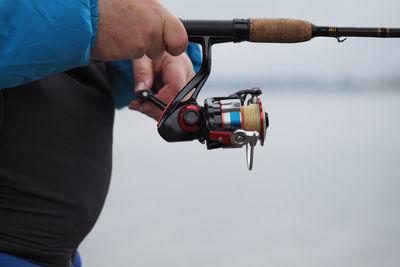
[79, 89, 400, 267]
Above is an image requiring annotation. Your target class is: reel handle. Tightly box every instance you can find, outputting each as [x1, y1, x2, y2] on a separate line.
[138, 90, 167, 111]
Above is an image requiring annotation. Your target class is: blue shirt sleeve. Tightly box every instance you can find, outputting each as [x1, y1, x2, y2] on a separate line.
[109, 43, 203, 109]
[0, 0, 98, 90]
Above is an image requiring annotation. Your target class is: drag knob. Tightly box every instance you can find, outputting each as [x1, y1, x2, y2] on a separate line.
[183, 109, 200, 126]
[179, 105, 202, 131]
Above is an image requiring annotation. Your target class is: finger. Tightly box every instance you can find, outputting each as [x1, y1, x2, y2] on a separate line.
[130, 54, 195, 121]
[162, 53, 194, 86]
[156, 54, 194, 103]
[138, 102, 162, 120]
[163, 12, 188, 56]
[130, 55, 162, 120]
[128, 99, 140, 111]
[129, 100, 162, 120]
[130, 56, 187, 120]
[132, 56, 154, 94]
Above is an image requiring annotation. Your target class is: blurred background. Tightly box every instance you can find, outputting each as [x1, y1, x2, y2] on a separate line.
[80, 0, 400, 266]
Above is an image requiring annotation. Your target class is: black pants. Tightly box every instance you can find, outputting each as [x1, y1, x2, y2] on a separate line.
[0, 60, 115, 267]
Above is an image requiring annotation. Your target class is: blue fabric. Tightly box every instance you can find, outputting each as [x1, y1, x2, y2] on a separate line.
[106, 60, 136, 109]
[109, 43, 203, 109]
[0, 0, 98, 90]
[89, 0, 99, 49]
[0, 252, 81, 267]
[0, 0, 202, 109]
[186, 43, 202, 73]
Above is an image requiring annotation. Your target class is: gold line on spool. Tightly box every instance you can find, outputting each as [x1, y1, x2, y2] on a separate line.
[242, 105, 261, 133]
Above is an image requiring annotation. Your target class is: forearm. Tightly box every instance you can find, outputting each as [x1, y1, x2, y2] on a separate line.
[0, 0, 189, 92]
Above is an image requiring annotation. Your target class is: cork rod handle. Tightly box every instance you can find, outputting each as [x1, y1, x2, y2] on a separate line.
[249, 18, 313, 43]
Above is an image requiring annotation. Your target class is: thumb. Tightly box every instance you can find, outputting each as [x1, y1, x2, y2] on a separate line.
[163, 12, 188, 56]
[132, 56, 154, 94]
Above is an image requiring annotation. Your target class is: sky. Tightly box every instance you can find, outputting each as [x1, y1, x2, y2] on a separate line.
[164, 0, 400, 83]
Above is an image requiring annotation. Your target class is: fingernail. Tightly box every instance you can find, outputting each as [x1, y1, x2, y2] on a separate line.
[135, 82, 145, 94]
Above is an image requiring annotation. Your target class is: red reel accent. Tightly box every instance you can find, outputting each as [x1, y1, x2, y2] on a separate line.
[258, 98, 266, 146]
[209, 131, 232, 145]
[157, 98, 174, 126]
[178, 105, 201, 131]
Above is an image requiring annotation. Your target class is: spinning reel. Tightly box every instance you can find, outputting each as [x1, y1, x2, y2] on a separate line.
[139, 87, 268, 170]
[139, 19, 270, 170]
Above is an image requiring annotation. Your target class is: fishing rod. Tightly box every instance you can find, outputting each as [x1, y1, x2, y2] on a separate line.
[139, 18, 400, 171]
[182, 18, 400, 43]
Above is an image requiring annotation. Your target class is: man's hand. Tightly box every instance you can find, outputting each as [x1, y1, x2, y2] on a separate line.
[92, 0, 188, 60]
[128, 53, 195, 120]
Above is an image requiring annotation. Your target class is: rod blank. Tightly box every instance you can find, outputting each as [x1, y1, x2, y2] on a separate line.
[313, 26, 400, 38]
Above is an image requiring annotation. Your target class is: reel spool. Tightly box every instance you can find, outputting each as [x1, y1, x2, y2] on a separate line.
[204, 88, 268, 170]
